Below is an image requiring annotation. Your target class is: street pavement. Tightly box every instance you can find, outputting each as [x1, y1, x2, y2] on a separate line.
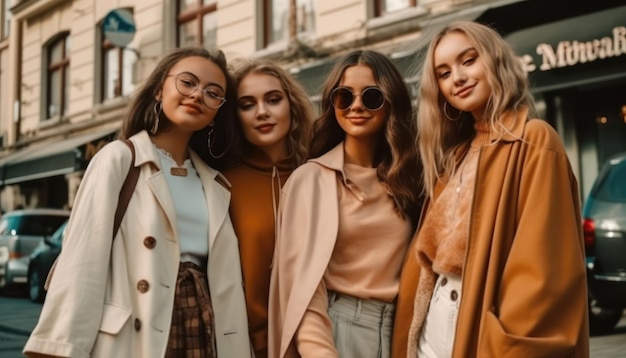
[589, 314, 626, 358]
[1, 289, 625, 357]
[0, 289, 41, 358]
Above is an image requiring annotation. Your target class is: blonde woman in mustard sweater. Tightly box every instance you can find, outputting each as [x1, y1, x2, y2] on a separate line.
[221, 58, 314, 358]
[268, 50, 423, 358]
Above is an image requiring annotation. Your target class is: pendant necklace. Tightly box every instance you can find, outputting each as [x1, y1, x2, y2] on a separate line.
[451, 146, 479, 219]
[157, 147, 188, 177]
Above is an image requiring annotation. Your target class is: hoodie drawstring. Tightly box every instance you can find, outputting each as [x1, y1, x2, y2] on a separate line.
[271, 165, 283, 240]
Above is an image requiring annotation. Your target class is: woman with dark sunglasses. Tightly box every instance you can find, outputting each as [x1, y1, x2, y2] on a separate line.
[268, 50, 423, 358]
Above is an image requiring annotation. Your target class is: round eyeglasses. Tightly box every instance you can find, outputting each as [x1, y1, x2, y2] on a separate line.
[167, 73, 226, 109]
[330, 87, 385, 111]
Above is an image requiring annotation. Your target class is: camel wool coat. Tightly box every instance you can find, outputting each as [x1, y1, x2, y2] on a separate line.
[392, 109, 589, 357]
[23, 130, 251, 358]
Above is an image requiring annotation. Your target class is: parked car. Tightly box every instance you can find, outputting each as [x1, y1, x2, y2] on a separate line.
[27, 219, 68, 302]
[0, 208, 70, 291]
[583, 152, 626, 333]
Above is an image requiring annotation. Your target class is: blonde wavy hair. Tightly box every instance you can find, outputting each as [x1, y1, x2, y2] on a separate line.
[229, 58, 314, 169]
[416, 21, 537, 198]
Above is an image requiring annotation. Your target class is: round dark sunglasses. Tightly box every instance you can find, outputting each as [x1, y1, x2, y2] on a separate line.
[330, 87, 385, 111]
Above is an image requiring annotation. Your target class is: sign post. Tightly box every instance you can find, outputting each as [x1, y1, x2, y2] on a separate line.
[102, 8, 136, 48]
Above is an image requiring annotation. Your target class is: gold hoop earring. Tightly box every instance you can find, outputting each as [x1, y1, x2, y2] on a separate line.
[151, 101, 162, 134]
[443, 101, 462, 122]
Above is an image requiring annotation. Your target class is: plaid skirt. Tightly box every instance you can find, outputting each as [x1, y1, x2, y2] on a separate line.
[165, 261, 217, 358]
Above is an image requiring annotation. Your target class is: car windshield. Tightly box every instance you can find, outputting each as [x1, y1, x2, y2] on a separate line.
[594, 159, 626, 203]
[0, 215, 69, 236]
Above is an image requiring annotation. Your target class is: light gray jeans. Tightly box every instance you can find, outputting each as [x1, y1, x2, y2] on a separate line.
[327, 291, 395, 358]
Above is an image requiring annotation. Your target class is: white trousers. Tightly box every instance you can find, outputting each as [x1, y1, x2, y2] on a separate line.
[417, 274, 463, 358]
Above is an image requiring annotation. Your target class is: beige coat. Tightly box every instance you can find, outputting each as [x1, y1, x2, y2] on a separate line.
[24, 131, 251, 358]
[393, 109, 589, 357]
[268, 143, 355, 358]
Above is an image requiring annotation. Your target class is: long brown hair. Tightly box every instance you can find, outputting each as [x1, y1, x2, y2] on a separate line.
[311, 50, 423, 220]
[119, 47, 237, 169]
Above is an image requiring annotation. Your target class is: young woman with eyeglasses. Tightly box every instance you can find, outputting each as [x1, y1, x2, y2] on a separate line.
[268, 50, 423, 358]
[221, 58, 314, 358]
[24, 48, 252, 358]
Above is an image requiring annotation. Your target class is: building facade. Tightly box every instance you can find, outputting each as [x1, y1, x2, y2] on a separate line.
[0, 0, 624, 211]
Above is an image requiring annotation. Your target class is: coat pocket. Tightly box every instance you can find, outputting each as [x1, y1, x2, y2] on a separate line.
[99, 303, 131, 335]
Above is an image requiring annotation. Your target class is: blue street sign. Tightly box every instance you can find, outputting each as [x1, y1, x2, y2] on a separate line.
[102, 8, 136, 47]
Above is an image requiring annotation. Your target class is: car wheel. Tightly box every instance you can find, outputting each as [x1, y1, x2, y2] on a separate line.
[588, 296, 623, 335]
[28, 269, 46, 303]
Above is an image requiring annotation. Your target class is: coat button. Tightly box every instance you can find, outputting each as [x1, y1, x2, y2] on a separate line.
[137, 280, 150, 293]
[450, 290, 458, 301]
[440, 277, 448, 287]
[134, 318, 141, 331]
[143, 236, 157, 249]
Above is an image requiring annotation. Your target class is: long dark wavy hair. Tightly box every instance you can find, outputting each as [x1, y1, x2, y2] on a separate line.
[310, 50, 423, 222]
[228, 58, 314, 169]
[119, 47, 236, 169]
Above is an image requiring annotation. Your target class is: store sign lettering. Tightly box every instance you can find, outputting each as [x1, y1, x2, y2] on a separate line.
[520, 26, 626, 73]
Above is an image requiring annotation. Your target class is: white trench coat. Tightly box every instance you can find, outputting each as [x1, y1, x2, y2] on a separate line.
[23, 131, 251, 358]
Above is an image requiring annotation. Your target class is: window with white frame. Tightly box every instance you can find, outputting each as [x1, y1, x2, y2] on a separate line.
[375, 0, 416, 16]
[265, 0, 315, 46]
[177, 0, 218, 49]
[102, 40, 137, 101]
[2, 0, 11, 40]
[45, 33, 70, 120]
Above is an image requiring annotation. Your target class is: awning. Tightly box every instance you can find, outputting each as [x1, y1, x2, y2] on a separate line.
[292, 56, 421, 101]
[0, 127, 119, 186]
[476, 0, 626, 36]
[292, 0, 518, 99]
[291, 59, 337, 100]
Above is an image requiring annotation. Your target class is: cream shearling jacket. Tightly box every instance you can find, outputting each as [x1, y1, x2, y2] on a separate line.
[23, 130, 251, 358]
